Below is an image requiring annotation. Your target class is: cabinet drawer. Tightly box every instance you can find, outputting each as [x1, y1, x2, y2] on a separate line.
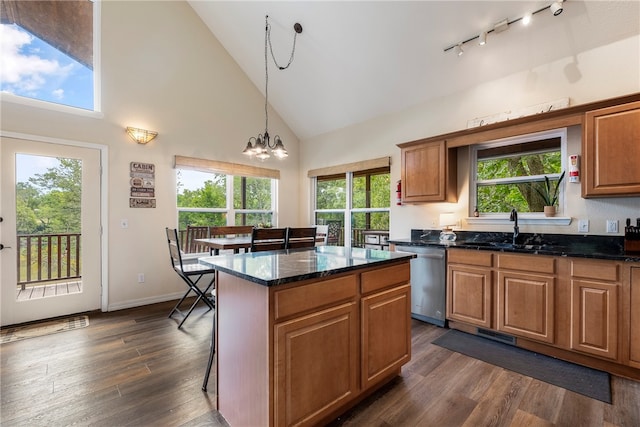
[361, 262, 410, 294]
[497, 253, 555, 274]
[274, 275, 357, 320]
[447, 249, 492, 267]
[570, 259, 619, 282]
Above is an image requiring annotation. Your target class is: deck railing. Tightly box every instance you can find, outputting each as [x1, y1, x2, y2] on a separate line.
[17, 233, 81, 290]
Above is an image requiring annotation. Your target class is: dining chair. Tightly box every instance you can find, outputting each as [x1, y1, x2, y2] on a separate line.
[326, 220, 342, 245]
[185, 225, 210, 253]
[286, 227, 317, 249]
[165, 228, 216, 329]
[315, 225, 329, 246]
[250, 227, 287, 252]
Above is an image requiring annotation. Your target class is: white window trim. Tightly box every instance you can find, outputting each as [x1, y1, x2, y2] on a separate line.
[469, 128, 569, 225]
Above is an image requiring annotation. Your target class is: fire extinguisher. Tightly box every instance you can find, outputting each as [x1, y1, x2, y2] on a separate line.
[396, 180, 402, 205]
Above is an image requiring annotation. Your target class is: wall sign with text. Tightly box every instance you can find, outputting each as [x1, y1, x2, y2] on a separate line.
[129, 162, 156, 208]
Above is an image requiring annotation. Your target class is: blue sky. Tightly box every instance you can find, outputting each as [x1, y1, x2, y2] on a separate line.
[0, 23, 93, 110]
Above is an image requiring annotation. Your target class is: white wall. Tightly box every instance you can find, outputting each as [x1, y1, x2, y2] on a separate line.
[1, 1, 301, 310]
[299, 35, 640, 239]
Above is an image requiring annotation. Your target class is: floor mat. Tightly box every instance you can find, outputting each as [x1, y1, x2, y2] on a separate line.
[432, 329, 611, 403]
[1, 315, 89, 344]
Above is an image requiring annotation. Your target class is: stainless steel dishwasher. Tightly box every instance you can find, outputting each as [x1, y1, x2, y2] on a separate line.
[395, 245, 446, 327]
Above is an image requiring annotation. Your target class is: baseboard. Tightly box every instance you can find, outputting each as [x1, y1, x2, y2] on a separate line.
[107, 292, 185, 312]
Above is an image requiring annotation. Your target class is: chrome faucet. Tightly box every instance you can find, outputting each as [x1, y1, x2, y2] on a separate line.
[510, 208, 519, 245]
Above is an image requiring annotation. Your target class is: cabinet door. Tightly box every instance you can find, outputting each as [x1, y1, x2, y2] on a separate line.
[447, 264, 492, 328]
[274, 302, 358, 427]
[583, 101, 640, 197]
[361, 284, 411, 390]
[570, 279, 619, 361]
[497, 271, 555, 343]
[401, 140, 456, 202]
[629, 268, 640, 368]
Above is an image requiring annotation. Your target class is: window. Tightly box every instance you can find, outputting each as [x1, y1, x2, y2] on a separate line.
[177, 170, 275, 230]
[0, 1, 97, 111]
[471, 130, 566, 215]
[312, 159, 390, 247]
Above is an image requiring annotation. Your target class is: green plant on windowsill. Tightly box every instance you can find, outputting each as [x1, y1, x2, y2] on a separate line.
[534, 171, 565, 217]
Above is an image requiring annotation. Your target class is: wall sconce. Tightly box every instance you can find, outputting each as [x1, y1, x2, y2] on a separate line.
[126, 127, 158, 144]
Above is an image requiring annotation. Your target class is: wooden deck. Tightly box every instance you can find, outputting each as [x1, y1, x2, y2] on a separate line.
[16, 281, 82, 301]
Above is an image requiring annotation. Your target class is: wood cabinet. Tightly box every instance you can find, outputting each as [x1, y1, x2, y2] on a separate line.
[361, 284, 411, 389]
[217, 259, 412, 427]
[398, 139, 457, 203]
[496, 254, 556, 344]
[629, 267, 640, 368]
[275, 301, 359, 426]
[583, 101, 640, 197]
[447, 249, 493, 328]
[569, 259, 621, 361]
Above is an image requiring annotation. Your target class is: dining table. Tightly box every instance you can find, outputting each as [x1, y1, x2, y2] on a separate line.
[194, 236, 251, 256]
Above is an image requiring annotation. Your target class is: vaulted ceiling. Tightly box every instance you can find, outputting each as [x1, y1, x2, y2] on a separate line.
[189, 1, 640, 140]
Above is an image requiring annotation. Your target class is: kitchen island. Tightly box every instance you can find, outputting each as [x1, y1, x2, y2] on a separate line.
[199, 246, 415, 427]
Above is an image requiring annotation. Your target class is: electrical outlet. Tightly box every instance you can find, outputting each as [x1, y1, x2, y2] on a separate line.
[578, 219, 589, 233]
[606, 219, 618, 233]
[121, 219, 128, 229]
[138, 273, 145, 283]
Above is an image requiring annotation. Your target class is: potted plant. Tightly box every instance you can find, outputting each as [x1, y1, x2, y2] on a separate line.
[535, 171, 565, 217]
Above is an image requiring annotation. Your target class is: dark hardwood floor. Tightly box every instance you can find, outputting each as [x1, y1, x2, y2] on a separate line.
[1, 300, 639, 426]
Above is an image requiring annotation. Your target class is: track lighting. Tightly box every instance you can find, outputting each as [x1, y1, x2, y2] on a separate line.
[444, 0, 567, 56]
[550, 1, 564, 16]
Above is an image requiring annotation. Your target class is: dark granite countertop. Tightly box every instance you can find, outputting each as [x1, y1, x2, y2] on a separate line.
[198, 245, 415, 287]
[389, 230, 640, 262]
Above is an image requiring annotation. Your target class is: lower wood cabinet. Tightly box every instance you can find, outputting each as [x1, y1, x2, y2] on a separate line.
[447, 249, 493, 328]
[497, 270, 555, 343]
[446, 249, 640, 378]
[271, 261, 411, 427]
[569, 259, 620, 361]
[361, 284, 411, 389]
[630, 267, 640, 368]
[274, 302, 359, 426]
[570, 279, 619, 360]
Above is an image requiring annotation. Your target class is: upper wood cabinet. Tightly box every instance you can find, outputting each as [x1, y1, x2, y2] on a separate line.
[399, 139, 457, 203]
[583, 101, 640, 197]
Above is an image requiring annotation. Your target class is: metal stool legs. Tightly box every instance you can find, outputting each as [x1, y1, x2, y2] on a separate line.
[202, 311, 216, 392]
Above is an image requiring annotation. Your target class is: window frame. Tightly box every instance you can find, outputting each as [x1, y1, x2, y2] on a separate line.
[312, 166, 390, 246]
[0, 0, 102, 116]
[468, 128, 570, 225]
[176, 169, 277, 230]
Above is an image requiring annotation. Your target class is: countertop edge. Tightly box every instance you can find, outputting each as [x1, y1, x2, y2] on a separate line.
[203, 251, 416, 287]
[389, 239, 640, 262]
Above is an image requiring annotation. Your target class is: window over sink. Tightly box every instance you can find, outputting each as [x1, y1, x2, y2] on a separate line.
[470, 129, 567, 216]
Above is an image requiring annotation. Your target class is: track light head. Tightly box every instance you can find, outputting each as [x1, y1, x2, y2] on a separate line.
[550, 1, 564, 16]
[455, 43, 464, 56]
[478, 32, 487, 46]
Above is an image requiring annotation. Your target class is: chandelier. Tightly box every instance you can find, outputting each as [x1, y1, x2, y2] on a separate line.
[243, 15, 302, 160]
